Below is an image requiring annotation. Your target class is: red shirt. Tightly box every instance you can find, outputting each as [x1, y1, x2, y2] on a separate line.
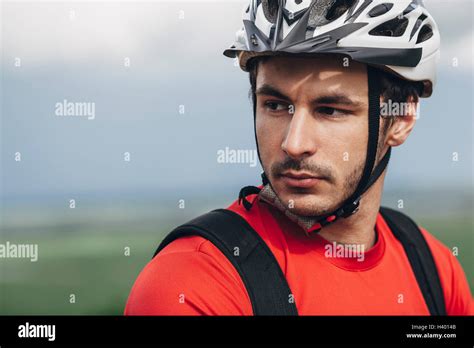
[125, 194, 473, 315]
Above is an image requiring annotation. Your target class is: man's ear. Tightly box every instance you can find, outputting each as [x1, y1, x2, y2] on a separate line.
[385, 96, 418, 147]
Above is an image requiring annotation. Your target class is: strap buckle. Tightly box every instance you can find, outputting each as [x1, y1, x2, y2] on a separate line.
[339, 199, 361, 218]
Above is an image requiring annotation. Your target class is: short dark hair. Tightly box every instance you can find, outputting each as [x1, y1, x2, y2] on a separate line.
[247, 55, 422, 134]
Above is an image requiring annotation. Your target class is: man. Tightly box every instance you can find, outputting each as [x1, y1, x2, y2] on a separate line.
[125, 0, 472, 315]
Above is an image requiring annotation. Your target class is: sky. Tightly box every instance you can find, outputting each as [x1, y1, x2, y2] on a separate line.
[1, 0, 472, 203]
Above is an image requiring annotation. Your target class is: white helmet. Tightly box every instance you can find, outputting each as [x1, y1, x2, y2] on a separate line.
[224, 0, 440, 97]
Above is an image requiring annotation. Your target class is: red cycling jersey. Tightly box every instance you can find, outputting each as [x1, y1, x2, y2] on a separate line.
[125, 193, 473, 315]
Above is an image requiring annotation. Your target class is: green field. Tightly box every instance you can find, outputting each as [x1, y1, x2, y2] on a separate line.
[0, 214, 472, 314]
[0, 219, 174, 315]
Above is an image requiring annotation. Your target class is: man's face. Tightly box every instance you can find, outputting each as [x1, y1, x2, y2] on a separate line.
[255, 56, 370, 217]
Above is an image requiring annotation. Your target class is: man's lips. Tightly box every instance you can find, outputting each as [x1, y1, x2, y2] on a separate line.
[279, 171, 324, 189]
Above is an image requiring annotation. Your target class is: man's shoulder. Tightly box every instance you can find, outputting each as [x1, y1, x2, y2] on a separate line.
[158, 234, 210, 255]
[124, 235, 252, 315]
[378, 209, 472, 314]
[417, 226, 452, 260]
[379, 208, 454, 261]
[417, 226, 473, 315]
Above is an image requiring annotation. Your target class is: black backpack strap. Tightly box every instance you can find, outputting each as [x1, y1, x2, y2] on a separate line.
[153, 208, 298, 316]
[380, 207, 447, 315]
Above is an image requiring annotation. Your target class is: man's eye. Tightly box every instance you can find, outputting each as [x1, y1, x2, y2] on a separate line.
[316, 106, 347, 117]
[264, 101, 289, 112]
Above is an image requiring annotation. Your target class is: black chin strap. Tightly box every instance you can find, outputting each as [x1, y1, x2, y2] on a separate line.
[241, 66, 391, 233]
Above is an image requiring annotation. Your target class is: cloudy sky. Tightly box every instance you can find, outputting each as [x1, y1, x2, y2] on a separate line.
[1, 0, 472, 202]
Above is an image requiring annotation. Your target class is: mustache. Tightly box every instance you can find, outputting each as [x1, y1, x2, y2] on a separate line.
[271, 157, 335, 183]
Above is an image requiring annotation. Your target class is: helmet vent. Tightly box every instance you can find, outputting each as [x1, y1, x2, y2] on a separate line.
[416, 24, 433, 43]
[262, 0, 279, 24]
[369, 16, 409, 37]
[326, 0, 356, 21]
[368, 3, 393, 18]
[307, 0, 336, 28]
[410, 13, 427, 40]
[403, 2, 418, 15]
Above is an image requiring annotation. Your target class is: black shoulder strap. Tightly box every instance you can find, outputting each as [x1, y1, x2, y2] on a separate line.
[153, 209, 298, 316]
[380, 207, 447, 315]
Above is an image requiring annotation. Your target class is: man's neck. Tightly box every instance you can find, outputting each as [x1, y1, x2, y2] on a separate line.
[317, 173, 385, 251]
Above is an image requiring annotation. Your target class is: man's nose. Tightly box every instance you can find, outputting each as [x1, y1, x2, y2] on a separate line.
[281, 107, 317, 160]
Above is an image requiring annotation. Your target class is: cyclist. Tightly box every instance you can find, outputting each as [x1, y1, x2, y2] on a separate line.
[125, 0, 473, 315]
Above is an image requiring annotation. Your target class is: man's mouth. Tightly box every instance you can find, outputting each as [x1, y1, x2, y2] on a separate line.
[279, 171, 324, 189]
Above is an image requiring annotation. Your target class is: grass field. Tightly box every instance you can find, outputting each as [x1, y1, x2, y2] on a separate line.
[0, 212, 472, 314]
[0, 220, 172, 315]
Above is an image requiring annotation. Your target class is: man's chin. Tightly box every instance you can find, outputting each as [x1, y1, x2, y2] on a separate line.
[287, 206, 331, 217]
[275, 193, 334, 217]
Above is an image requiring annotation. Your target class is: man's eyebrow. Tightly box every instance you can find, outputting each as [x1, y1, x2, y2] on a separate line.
[314, 95, 363, 107]
[256, 84, 362, 107]
[255, 84, 291, 102]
